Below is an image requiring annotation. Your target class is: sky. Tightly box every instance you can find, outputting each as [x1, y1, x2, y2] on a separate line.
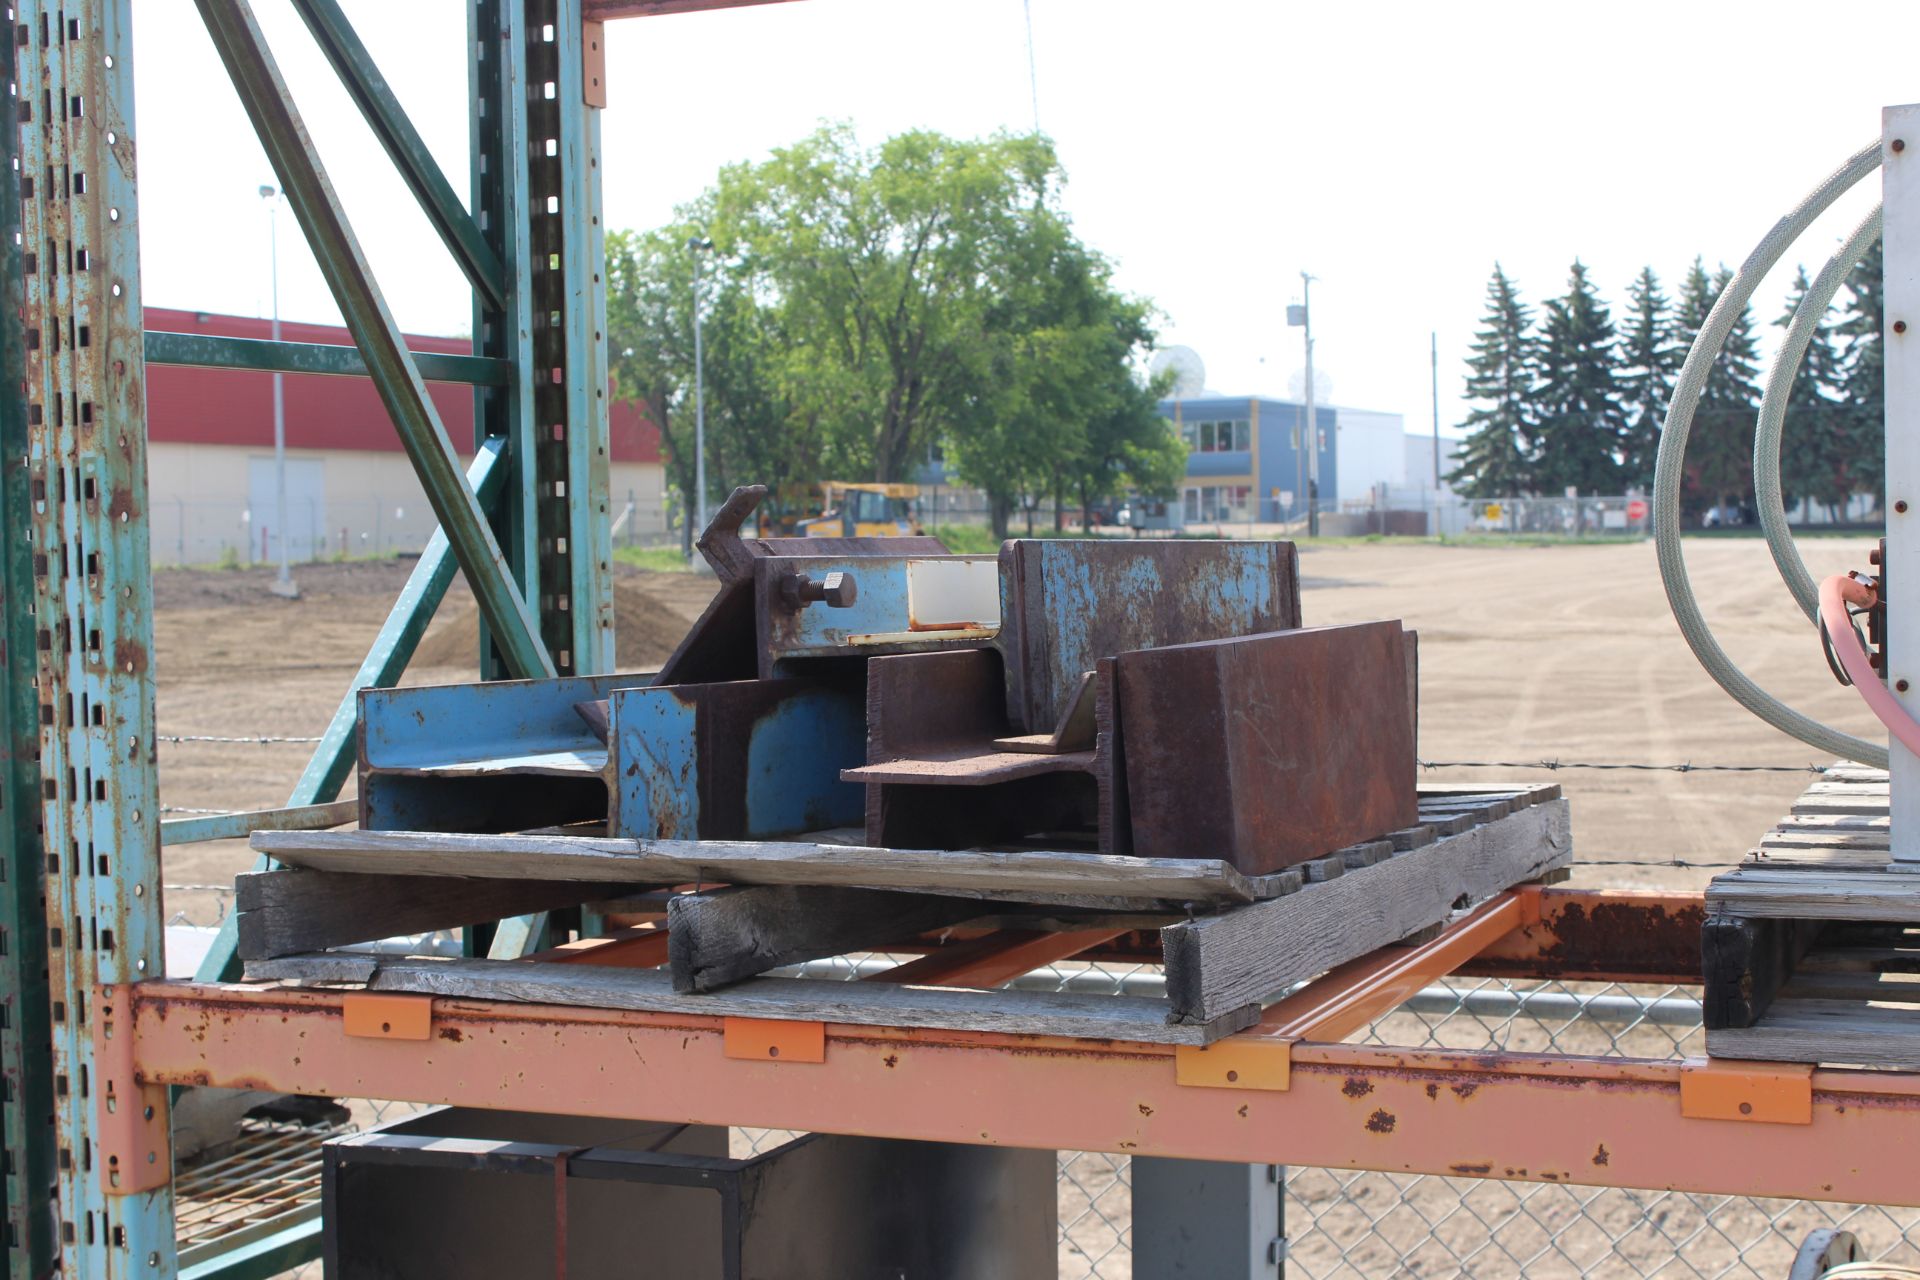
[131, 0, 1916, 440]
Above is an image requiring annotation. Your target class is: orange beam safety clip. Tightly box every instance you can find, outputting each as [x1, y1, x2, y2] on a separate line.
[1679, 1058, 1813, 1125]
[92, 985, 173, 1196]
[1175, 1038, 1292, 1092]
[723, 1017, 825, 1064]
[343, 993, 433, 1041]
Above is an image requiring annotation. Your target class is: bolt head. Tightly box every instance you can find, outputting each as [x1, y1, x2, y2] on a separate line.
[820, 571, 858, 608]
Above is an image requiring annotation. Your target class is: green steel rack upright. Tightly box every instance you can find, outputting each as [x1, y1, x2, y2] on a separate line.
[1, 0, 614, 1273]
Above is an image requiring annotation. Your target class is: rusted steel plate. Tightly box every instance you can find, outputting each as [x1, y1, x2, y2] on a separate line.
[1118, 623, 1416, 873]
[1463, 889, 1706, 984]
[997, 539, 1301, 733]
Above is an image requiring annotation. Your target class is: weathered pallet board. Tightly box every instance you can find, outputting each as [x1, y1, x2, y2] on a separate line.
[1707, 994, 1920, 1068]
[244, 954, 1255, 1046]
[234, 869, 628, 960]
[253, 829, 1267, 906]
[1703, 768, 1920, 1064]
[244, 784, 1566, 1042]
[1160, 799, 1572, 1025]
[667, 885, 985, 993]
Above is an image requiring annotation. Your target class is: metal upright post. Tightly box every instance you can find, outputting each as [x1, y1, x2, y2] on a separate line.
[1302, 273, 1318, 537]
[16, 1, 179, 1273]
[1132, 1158, 1285, 1278]
[1886, 106, 1920, 867]
[686, 234, 716, 545]
[262, 184, 298, 598]
[0, 16, 58, 1275]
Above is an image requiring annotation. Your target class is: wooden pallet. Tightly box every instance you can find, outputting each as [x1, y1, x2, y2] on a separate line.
[246, 783, 1571, 1046]
[1705, 767, 1920, 1066]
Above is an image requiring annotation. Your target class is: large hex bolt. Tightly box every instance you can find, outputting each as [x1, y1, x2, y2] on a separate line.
[779, 569, 858, 609]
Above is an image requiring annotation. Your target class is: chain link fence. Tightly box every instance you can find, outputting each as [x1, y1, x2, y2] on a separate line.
[158, 897, 1920, 1278]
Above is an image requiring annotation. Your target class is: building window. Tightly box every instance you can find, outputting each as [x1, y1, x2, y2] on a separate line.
[1186, 420, 1249, 454]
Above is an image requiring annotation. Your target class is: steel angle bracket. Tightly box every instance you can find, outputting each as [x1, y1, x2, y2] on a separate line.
[1175, 1038, 1292, 1092]
[91, 986, 172, 1195]
[723, 1018, 826, 1064]
[1679, 1058, 1813, 1125]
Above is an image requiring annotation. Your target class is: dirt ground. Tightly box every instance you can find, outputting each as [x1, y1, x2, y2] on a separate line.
[154, 534, 1882, 922]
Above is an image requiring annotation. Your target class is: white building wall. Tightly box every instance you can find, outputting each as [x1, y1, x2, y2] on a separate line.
[1402, 433, 1463, 499]
[147, 442, 667, 565]
[1333, 407, 1407, 504]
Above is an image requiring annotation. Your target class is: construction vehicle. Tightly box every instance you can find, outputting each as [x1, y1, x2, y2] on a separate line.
[762, 481, 924, 538]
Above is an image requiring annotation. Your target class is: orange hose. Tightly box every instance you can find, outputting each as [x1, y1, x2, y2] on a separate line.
[1818, 574, 1920, 756]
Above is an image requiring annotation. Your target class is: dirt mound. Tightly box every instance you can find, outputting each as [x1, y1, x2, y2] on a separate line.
[412, 571, 709, 671]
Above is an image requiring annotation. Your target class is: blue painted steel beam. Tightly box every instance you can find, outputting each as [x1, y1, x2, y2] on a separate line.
[178, 1215, 320, 1280]
[18, 0, 180, 1270]
[195, 440, 507, 985]
[192, 0, 554, 682]
[144, 330, 509, 386]
[159, 800, 356, 848]
[289, 0, 508, 311]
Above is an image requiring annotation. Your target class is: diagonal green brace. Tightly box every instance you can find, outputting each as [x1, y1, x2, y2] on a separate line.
[291, 0, 508, 312]
[194, 440, 509, 984]
[194, 0, 553, 682]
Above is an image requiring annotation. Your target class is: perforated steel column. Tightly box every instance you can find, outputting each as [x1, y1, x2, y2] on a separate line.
[14, 1, 176, 1273]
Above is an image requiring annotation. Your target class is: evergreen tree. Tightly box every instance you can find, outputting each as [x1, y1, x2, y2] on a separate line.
[1532, 260, 1623, 494]
[1773, 265, 1850, 521]
[1839, 238, 1885, 511]
[1680, 264, 1762, 518]
[1618, 266, 1678, 491]
[1446, 265, 1536, 498]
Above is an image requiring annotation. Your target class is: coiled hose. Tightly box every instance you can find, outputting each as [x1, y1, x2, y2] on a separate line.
[1653, 139, 1889, 768]
[1754, 203, 1883, 621]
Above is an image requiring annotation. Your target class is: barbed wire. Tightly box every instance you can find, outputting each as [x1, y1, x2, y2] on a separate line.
[157, 733, 323, 744]
[1421, 758, 1832, 775]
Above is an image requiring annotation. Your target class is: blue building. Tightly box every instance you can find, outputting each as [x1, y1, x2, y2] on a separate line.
[1161, 395, 1338, 525]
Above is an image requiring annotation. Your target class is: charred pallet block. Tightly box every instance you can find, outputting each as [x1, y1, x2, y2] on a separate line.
[1118, 623, 1418, 875]
[1705, 768, 1920, 1066]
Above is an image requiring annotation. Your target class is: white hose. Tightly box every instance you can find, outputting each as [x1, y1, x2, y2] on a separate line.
[1753, 203, 1882, 621]
[1653, 139, 1888, 768]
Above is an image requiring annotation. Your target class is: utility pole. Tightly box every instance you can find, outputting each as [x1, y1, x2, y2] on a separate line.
[261, 184, 297, 598]
[1288, 274, 1319, 536]
[1431, 330, 1443, 539]
[688, 236, 713, 547]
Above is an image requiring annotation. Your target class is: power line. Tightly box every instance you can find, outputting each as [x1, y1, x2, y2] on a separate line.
[1421, 758, 1831, 775]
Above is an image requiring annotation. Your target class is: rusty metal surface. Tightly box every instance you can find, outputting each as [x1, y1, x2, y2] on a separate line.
[1118, 623, 1417, 873]
[998, 539, 1302, 733]
[856, 649, 1117, 849]
[609, 676, 866, 840]
[128, 979, 1920, 1209]
[1463, 888, 1708, 984]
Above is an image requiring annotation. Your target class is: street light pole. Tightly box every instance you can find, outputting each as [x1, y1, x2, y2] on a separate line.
[688, 236, 713, 548]
[1289, 272, 1320, 536]
[261, 184, 297, 598]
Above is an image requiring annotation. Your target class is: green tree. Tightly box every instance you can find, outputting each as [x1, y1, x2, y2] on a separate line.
[1840, 238, 1885, 512]
[1446, 265, 1536, 498]
[1773, 265, 1851, 521]
[1532, 260, 1623, 495]
[606, 224, 819, 548]
[1688, 264, 1764, 516]
[716, 124, 1065, 482]
[1618, 266, 1678, 491]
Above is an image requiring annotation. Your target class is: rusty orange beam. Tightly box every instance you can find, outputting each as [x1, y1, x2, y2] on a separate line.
[1251, 890, 1535, 1045]
[581, 0, 799, 18]
[525, 927, 673, 969]
[865, 928, 1126, 988]
[128, 980, 1920, 1208]
[1463, 887, 1705, 985]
